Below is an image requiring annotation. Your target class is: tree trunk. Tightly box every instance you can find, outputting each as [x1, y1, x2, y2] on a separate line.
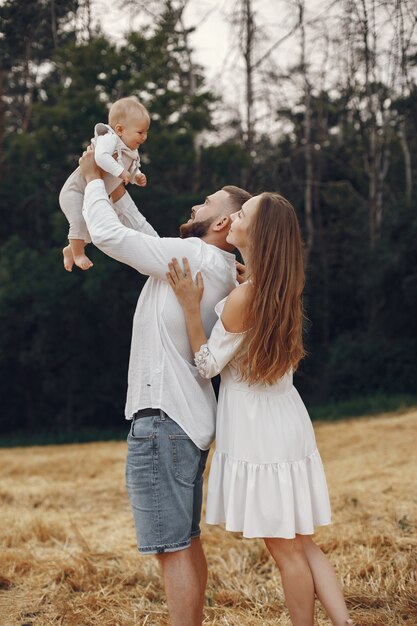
[367, 124, 377, 247]
[398, 120, 412, 203]
[242, 0, 255, 186]
[0, 69, 3, 182]
[314, 155, 330, 347]
[244, 0, 254, 156]
[298, 0, 314, 263]
[376, 138, 390, 237]
[22, 38, 33, 133]
[85, 0, 93, 41]
[304, 90, 314, 262]
[50, 0, 58, 47]
[178, 8, 201, 192]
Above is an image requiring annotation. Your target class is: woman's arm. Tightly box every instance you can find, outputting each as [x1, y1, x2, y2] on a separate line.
[167, 258, 248, 379]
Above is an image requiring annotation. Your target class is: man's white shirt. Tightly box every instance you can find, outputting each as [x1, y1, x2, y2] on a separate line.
[83, 179, 237, 449]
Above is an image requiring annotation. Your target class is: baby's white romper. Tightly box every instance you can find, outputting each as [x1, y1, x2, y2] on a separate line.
[59, 124, 143, 242]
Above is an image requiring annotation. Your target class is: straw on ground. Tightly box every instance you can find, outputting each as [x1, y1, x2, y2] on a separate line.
[1, 409, 416, 625]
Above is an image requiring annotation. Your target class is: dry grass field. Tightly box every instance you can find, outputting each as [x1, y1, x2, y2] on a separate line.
[1, 408, 416, 626]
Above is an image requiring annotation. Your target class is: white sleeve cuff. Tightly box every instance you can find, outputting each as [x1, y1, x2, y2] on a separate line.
[85, 178, 106, 193]
[113, 190, 132, 211]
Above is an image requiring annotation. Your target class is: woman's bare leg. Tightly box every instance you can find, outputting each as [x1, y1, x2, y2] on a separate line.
[264, 535, 315, 626]
[299, 536, 352, 626]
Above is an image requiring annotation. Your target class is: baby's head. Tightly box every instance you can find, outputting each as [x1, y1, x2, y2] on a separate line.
[108, 97, 150, 150]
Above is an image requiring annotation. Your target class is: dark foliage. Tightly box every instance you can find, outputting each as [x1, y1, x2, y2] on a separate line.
[0, 1, 416, 436]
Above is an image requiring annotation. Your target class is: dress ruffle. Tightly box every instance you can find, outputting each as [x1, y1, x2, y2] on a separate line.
[206, 448, 332, 539]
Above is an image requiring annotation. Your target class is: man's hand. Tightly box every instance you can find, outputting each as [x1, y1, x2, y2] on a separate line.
[135, 172, 147, 187]
[79, 145, 102, 184]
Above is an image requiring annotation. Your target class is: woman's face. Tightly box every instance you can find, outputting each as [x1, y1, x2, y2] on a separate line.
[226, 195, 260, 249]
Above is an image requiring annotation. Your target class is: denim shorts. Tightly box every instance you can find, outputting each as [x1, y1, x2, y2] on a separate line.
[125, 410, 209, 554]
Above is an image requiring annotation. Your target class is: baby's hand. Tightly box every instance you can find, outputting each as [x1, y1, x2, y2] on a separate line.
[119, 169, 131, 185]
[135, 172, 147, 187]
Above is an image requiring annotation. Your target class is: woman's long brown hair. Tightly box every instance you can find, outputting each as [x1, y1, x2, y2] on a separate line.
[238, 192, 306, 384]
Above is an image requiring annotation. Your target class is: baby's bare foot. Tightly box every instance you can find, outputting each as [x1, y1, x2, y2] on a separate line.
[63, 245, 74, 272]
[74, 253, 94, 270]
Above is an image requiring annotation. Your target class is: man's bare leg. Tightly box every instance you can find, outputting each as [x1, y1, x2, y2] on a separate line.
[157, 538, 207, 626]
[68, 238, 93, 270]
[190, 537, 207, 617]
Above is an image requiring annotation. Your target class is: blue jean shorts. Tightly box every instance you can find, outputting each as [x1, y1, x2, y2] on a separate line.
[125, 410, 209, 554]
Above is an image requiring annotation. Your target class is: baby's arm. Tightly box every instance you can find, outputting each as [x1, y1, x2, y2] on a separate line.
[129, 160, 147, 187]
[94, 134, 125, 179]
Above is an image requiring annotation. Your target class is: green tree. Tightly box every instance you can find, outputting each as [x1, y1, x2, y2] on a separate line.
[0, 4, 221, 435]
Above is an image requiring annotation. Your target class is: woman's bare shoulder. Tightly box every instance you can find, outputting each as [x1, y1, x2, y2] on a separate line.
[221, 283, 253, 333]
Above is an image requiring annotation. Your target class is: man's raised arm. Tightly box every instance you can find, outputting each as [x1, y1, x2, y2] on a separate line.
[79, 148, 202, 280]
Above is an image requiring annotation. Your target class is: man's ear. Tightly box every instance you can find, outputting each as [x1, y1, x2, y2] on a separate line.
[212, 215, 231, 232]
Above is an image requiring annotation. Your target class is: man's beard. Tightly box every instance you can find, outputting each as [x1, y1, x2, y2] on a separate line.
[179, 218, 213, 239]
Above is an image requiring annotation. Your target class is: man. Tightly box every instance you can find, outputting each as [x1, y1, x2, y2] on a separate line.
[79, 147, 251, 626]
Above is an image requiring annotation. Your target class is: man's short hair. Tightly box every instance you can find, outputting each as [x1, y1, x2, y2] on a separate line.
[222, 186, 252, 213]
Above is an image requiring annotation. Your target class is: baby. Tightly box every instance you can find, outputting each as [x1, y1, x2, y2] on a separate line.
[59, 97, 150, 271]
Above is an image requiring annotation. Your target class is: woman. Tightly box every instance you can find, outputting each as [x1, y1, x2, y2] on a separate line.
[166, 192, 353, 626]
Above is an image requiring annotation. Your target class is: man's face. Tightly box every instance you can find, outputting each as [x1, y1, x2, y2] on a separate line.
[180, 190, 230, 239]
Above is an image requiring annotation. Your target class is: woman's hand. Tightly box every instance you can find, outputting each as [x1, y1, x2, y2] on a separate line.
[166, 258, 208, 355]
[166, 257, 204, 311]
[235, 261, 247, 284]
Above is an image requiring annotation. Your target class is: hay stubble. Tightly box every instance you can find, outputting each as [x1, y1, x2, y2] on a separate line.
[1, 410, 416, 625]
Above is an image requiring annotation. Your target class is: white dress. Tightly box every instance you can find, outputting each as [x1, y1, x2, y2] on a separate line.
[195, 296, 332, 539]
